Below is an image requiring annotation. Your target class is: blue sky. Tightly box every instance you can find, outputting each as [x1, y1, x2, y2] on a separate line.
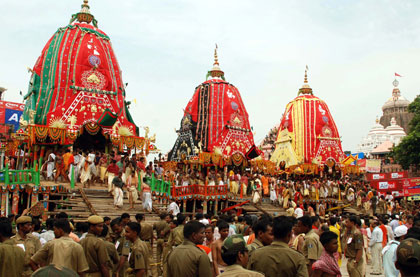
[1, 0, 420, 154]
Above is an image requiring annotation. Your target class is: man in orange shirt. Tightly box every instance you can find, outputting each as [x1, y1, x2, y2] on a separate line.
[379, 216, 388, 247]
[261, 175, 269, 196]
[62, 149, 74, 176]
[55, 151, 68, 183]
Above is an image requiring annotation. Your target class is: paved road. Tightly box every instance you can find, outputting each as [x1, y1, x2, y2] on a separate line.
[340, 258, 385, 277]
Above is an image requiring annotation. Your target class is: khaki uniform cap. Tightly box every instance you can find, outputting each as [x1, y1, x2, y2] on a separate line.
[16, 216, 32, 224]
[88, 215, 104, 224]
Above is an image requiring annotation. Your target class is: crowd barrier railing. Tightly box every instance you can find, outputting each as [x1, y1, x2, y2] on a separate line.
[144, 174, 228, 200]
[0, 164, 40, 186]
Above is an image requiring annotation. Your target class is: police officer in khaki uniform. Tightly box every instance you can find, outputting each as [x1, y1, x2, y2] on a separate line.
[166, 214, 185, 248]
[167, 220, 212, 277]
[163, 214, 185, 276]
[249, 219, 274, 258]
[0, 217, 25, 277]
[136, 213, 154, 275]
[296, 215, 322, 275]
[378, 196, 387, 214]
[219, 234, 263, 277]
[248, 216, 308, 277]
[99, 225, 120, 275]
[344, 215, 364, 277]
[11, 215, 42, 277]
[125, 221, 150, 277]
[30, 218, 89, 274]
[111, 217, 131, 276]
[153, 213, 170, 275]
[80, 215, 111, 277]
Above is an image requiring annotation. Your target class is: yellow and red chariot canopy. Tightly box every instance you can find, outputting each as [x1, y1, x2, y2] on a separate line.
[271, 92, 345, 168]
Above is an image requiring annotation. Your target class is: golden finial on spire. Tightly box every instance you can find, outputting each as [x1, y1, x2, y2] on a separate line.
[214, 44, 219, 66]
[70, 0, 98, 27]
[208, 44, 224, 79]
[298, 65, 313, 96]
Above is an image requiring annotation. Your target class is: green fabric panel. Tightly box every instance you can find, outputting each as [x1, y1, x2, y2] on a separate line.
[39, 29, 66, 124]
[97, 108, 118, 127]
[124, 102, 138, 135]
[34, 31, 58, 125]
[53, 28, 71, 111]
[125, 103, 135, 124]
[34, 30, 63, 124]
[22, 73, 41, 122]
[63, 28, 80, 105]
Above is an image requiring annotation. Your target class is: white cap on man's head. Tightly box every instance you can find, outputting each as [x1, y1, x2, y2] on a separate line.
[394, 225, 408, 238]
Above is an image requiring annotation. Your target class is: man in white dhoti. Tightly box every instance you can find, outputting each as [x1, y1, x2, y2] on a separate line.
[71, 151, 81, 182]
[270, 182, 277, 204]
[46, 152, 56, 181]
[112, 172, 124, 208]
[126, 171, 138, 210]
[77, 153, 86, 182]
[105, 160, 120, 195]
[80, 156, 95, 188]
[88, 151, 95, 165]
[141, 177, 152, 212]
[252, 175, 262, 204]
[167, 200, 180, 216]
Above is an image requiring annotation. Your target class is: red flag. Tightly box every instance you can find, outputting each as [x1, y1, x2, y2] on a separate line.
[395, 73, 402, 77]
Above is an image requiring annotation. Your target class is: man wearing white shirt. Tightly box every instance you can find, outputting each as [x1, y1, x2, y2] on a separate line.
[46, 152, 56, 180]
[294, 206, 304, 218]
[88, 151, 95, 165]
[167, 200, 180, 216]
[197, 213, 210, 225]
[385, 193, 393, 202]
[369, 220, 383, 275]
[389, 214, 400, 232]
[383, 225, 407, 277]
[40, 218, 55, 244]
[385, 222, 394, 242]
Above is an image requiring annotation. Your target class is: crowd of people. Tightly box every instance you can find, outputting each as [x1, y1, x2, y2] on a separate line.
[34, 147, 407, 212]
[4, 147, 420, 276]
[2, 198, 420, 277]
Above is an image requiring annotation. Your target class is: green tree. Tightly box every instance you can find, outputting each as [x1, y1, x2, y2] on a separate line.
[391, 95, 420, 169]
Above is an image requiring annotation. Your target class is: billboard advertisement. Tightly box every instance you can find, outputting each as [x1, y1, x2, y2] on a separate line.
[0, 100, 25, 132]
[402, 177, 420, 197]
[366, 159, 381, 173]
